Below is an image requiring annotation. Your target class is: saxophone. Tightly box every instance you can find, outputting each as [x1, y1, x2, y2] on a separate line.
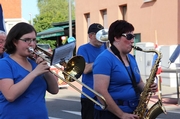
[132, 46, 167, 119]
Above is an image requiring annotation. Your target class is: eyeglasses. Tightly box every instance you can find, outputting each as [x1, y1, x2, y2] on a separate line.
[122, 33, 135, 40]
[0, 40, 5, 44]
[19, 38, 36, 44]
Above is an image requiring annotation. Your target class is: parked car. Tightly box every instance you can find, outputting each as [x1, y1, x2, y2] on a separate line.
[37, 43, 52, 53]
[36, 43, 52, 59]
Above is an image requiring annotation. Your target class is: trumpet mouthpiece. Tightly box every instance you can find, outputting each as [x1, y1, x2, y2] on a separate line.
[28, 47, 34, 53]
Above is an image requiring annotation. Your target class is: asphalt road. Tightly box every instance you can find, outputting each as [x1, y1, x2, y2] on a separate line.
[46, 82, 81, 119]
[45, 82, 180, 119]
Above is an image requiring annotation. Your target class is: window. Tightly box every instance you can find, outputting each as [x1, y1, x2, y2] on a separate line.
[144, 0, 155, 3]
[85, 13, 90, 28]
[7, 23, 14, 32]
[85, 13, 90, 42]
[100, 10, 108, 28]
[120, 5, 127, 20]
[133, 33, 141, 55]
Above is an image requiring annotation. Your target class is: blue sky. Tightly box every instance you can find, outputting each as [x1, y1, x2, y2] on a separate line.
[22, 0, 39, 20]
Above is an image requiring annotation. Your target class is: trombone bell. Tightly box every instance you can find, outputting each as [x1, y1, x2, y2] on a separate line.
[63, 56, 85, 82]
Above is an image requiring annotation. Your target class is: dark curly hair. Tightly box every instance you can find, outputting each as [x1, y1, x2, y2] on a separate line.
[5, 22, 37, 54]
[108, 20, 134, 45]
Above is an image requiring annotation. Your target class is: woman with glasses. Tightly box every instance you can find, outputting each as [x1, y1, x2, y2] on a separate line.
[93, 20, 157, 119]
[0, 22, 59, 119]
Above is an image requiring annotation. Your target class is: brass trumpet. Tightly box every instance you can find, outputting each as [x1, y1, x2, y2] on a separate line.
[96, 29, 109, 42]
[96, 29, 110, 48]
[28, 46, 107, 109]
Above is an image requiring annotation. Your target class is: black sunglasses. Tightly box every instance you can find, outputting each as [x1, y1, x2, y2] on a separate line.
[122, 33, 135, 40]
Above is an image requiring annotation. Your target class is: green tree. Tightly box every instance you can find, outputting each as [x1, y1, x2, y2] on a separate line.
[33, 0, 75, 32]
[37, 40, 56, 49]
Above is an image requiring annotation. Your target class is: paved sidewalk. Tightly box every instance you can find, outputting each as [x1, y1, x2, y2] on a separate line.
[150, 85, 179, 105]
[149, 85, 180, 115]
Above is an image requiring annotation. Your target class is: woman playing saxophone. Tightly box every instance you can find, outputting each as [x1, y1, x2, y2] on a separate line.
[93, 20, 157, 119]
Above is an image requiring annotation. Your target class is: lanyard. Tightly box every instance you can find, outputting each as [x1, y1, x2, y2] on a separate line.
[110, 44, 139, 95]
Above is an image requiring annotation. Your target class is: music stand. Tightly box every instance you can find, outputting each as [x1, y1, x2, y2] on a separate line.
[50, 42, 76, 65]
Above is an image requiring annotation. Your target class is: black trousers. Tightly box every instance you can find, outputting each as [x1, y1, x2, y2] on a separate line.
[94, 109, 120, 119]
[81, 98, 95, 119]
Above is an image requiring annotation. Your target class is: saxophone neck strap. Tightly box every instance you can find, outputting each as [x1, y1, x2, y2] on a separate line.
[110, 44, 139, 95]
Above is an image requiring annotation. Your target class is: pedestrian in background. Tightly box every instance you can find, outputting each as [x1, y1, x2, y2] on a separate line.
[0, 30, 8, 58]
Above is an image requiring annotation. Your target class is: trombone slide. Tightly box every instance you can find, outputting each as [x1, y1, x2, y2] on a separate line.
[28, 47, 107, 109]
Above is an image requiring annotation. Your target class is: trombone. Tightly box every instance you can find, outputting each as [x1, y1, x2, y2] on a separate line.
[29, 46, 107, 110]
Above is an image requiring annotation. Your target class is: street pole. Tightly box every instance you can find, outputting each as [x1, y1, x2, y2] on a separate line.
[68, 0, 72, 37]
[29, 13, 33, 25]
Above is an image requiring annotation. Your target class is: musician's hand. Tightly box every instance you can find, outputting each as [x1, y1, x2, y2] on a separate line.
[32, 61, 50, 76]
[59, 65, 64, 70]
[150, 83, 158, 94]
[121, 112, 139, 119]
[35, 56, 44, 64]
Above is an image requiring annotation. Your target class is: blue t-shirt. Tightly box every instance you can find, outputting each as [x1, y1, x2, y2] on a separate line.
[93, 49, 141, 113]
[0, 52, 9, 59]
[77, 43, 106, 98]
[0, 56, 48, 119]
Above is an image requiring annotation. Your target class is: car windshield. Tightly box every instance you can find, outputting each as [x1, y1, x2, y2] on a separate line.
[37, 44, 50, 49]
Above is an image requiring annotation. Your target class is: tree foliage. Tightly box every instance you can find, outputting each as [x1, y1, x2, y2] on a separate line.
[33, 0, 75, 32]
[37, 39, 56, 49]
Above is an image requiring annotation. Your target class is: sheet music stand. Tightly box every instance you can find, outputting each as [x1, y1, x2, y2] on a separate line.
[50, 42, 76, 65]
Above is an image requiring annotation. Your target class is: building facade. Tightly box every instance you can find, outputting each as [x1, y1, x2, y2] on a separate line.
[75, 0, 180, 87]
[75, 0, 180, 49]
[0, 0, 28, 33]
